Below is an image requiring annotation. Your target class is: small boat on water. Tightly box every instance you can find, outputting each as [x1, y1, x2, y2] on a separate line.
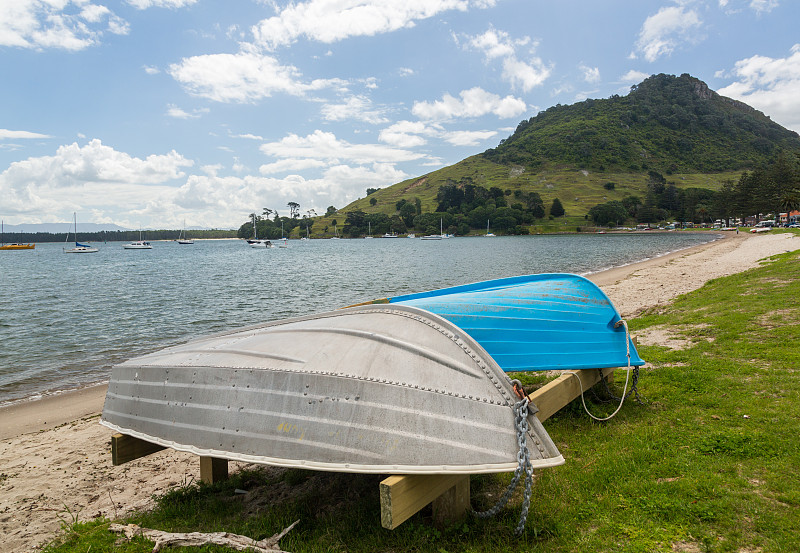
[124, 227, 153, 249]
[177, 221, 194, 244]
[0, 220, 35, 250]
[101, 273, 641, 475]
[124, 240, 152, 249]
[64, 213, 99, 253]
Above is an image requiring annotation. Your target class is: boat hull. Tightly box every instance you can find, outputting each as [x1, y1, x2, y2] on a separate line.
[388, 273, 644, 372]
[101, 304, 563, 474]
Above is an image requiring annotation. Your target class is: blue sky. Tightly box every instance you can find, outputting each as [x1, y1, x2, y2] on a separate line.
[1, 0, 799, 230]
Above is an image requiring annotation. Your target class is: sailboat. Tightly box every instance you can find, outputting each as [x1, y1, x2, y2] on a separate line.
[64, 213, 99, 253]
[365, 221, 373, 238]
[248, 214, 272, 248]
[124, 226, 153, 249]
[0, 220, 35, 250]
[485, 219, 496, 237]
[330, 223, 340, 239]
[278, 221, 288, 247]
[177, 220, 194, 244]
[421, 218, 445, 240]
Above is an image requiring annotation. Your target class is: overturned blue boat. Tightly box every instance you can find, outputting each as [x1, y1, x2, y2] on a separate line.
[385, 273, 644, 372]
[101, 273, 642, 475]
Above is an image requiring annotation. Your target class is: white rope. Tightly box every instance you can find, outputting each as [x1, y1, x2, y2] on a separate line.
[565, 319, 632, 422]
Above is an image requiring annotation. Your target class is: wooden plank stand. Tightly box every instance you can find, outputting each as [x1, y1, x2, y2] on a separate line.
[110, 434, 229, 484]
[108, 367, 617, 529]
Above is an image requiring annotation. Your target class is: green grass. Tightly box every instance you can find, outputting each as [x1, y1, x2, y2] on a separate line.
[43, 250, 800, 552]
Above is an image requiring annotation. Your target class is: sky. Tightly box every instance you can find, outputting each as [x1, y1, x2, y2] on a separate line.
[1, 0, 799, 230]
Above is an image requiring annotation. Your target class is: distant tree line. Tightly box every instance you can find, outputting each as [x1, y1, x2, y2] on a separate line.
[1, 228, 238, 244]
[237, 204, 318, 240]
[588, 151, 800, 227]
[342, 181, 565, 237]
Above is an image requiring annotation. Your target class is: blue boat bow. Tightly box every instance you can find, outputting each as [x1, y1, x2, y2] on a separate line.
[387, 273, 644, 372]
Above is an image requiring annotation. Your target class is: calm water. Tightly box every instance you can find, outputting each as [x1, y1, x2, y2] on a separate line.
[0, 233, 716, 405]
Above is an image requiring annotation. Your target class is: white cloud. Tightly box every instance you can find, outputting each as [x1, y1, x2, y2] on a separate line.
[259, 158, 328, 175]
[252, 0, 497, 51]
[0, 129, 52, 140]
[465, 27, 551, 92]
[143, 65, 160, 75]
[717, 44, 800, 133]
[634, 6, 703, 62]
[412, 87, 527, 121]
[259, 130, 426, 164]
[321, 95, 389, 124]
[0, 0, 129, 50]
[166, 105, 208, 119]
[168, 51, 344, 102]
[378, 121, 434, 147]
[126, 0, 199, 9]
[235, 133, 265, 141]
[173, 162, 409, 224]
[749, 0, 778, 14]
[580, 64, 601, 84]
[621, 70, 651, 83]
[468, 27, 520, 60]
[502, 56, 552, 92]
[0, 139, 194, 218]
[442, 129, 497, 146]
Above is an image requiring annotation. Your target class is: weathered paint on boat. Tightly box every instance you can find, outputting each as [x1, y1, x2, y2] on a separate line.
[101, 303, 564, 474]
[387, 273, 644, 372]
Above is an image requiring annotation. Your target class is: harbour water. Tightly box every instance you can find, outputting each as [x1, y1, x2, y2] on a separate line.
[0, 233, 716, 405]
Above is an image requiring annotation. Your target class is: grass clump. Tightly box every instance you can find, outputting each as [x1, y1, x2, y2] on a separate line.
[44, 251, 799, 552]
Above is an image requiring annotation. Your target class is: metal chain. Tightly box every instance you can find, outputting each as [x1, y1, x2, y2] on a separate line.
[597, 365, 644, 404]
[471, 397, 534, 536]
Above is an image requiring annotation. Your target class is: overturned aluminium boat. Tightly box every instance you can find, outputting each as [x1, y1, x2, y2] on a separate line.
[101, 273, 643, 475]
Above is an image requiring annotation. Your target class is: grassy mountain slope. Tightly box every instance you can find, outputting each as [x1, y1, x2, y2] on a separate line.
[312, 74, 800, 234]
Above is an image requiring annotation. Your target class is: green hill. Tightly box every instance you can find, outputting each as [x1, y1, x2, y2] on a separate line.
[483, 73, 800, 173]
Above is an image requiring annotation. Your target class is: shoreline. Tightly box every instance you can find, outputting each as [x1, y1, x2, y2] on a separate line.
[0, 230, 721, 413]
[1, 231, 798, 552]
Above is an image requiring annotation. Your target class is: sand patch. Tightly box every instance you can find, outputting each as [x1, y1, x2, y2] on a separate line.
[636, 324, 714, 350]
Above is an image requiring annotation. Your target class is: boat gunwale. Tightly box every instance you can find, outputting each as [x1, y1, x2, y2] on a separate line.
[98, 418, 565, 474]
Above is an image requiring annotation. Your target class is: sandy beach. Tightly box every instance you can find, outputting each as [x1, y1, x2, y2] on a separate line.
[1, 231, 798, 552]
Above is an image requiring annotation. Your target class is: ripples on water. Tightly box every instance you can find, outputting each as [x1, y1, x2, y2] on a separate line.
[0, 233, 715, 404]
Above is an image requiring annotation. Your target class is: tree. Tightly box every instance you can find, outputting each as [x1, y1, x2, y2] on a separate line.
[370, 197, 377, 206]
[399, 202, 417, 227]
[779, 192, 800, 223]
[287, 202, 300, 218]
[550, 198, 565, 217]
[366, 187, 380, 195]
[588, 201, 629, 227]
[326, 206, 337, 216]
[621, 195, 642, 217]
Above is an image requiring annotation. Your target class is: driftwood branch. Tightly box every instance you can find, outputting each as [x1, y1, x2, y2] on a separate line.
[108, 520, 299, 553]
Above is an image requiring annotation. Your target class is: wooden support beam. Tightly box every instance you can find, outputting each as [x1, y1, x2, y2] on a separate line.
[379, 367, 619, 530]
[380, 474, 468, 530]
[111, 433, 165, 466]
[200, 456, 229, 484]
[527, 367, 615, 422]
[432, 474, 470, 528]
